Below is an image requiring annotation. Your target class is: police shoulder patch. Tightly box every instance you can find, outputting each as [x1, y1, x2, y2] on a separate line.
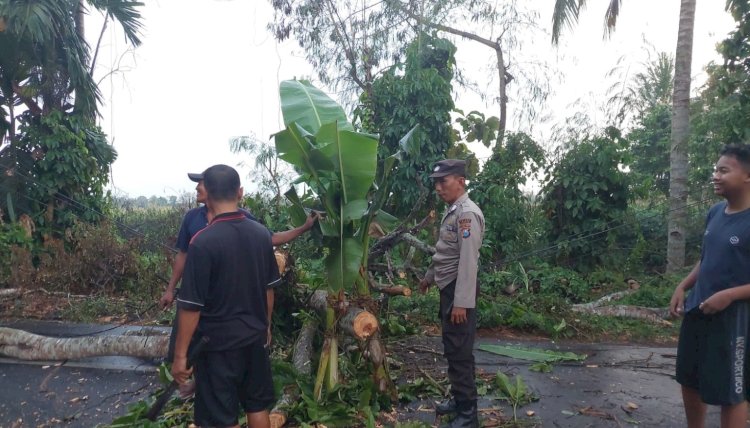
[462, 229, 471, 239]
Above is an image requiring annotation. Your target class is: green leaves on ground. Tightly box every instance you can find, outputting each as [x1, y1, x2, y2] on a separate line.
[479, 344, 586, 363]
[495, 372, 537, 421]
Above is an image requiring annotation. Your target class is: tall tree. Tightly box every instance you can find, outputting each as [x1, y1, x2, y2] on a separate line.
[0, 0, 143, 229]
[549, 0, 697, 272]
[607, 51, 674, 125]
[270, 0, 552, 142]
[666, 0, 695, 272]
[363, 33, 458, 217]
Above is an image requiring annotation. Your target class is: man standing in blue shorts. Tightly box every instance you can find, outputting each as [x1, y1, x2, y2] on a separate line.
[670, 144, 750, 428]
[172, 164, 278, 428]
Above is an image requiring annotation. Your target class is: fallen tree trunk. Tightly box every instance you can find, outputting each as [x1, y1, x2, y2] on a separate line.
[572, 305, 671, 326]
[0, 288, 20, 299]
[571, 286, 670, 325]
[573, 289, 637, 311]
[291, 320, 317, 376]
[270, 319, 317, 428]
[309, 290, 378, 340]
[368, 210, 436, 263]
[0, 327, 168, 360]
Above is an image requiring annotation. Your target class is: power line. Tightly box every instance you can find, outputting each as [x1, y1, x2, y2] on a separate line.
[0, 155, 180, 254]
[493, 196, 714, 268]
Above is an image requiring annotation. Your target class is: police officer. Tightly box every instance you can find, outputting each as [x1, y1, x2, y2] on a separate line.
[420, 159, 484, 428]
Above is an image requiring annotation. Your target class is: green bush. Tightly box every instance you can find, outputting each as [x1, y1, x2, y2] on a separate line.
[527, 264, 590, 303]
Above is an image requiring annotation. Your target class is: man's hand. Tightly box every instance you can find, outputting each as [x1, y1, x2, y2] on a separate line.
[669, 287, 685, 318]
[303, 212, 319, 231]
[266, 326, 272, 348]
[451, 307, 467, 324]
[419, 278, 430, 294]
[700, 290, 733, 315]
[159, 289, 175, 309]
[171, 356, 193, 385]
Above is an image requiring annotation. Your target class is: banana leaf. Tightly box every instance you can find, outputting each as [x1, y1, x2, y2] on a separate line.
[283, 187, 308, 227]
[316, 122, 378, 205]
[279, 80, 354, 134]
[479, 344, 587, 362]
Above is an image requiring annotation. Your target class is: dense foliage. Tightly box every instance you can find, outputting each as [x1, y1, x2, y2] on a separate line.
[541, 127, 631, 268]
[361, 33, 458, 217]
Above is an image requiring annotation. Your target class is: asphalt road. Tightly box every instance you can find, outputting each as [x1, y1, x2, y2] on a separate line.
[0, 320, 163, 428]
[0, 320, 728, 427]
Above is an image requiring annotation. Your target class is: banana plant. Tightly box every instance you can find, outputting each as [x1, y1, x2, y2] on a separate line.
[274, 79, 404, 295]
[273, 79, 408, 398]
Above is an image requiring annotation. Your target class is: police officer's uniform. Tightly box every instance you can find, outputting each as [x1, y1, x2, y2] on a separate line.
[424, 159, 484, 426]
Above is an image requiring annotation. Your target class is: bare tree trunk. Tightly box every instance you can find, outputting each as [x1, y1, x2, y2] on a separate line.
[74, 0, 86, 42]
[0, 327, 168, 360]
[90, 16, 109, 74]
[495, 46, 507, 145]
[666, 0, 695, 272]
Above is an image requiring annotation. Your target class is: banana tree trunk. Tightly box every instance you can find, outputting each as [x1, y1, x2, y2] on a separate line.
[309, 290, 379, 340]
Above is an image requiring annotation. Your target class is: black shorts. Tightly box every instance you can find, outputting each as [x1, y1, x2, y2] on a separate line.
[194, 342, 275, 426]
[676, 300, 750, 405]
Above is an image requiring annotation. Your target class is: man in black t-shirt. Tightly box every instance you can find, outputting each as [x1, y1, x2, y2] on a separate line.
[172, 164, 279, 428]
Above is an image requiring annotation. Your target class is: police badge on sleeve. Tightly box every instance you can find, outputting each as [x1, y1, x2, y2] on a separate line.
[458, 218, 471, 238]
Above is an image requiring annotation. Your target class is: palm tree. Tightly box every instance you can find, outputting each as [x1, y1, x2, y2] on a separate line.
[607, 51, 674, 124]
[0, 0, 143, 141]
[550, 0, 696, 272]
[551, 0, 622, 45]
[0, 0, 143, 227]
[666, 0, 696, 272]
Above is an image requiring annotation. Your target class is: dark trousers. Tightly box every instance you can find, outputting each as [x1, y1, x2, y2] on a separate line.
[439, 280, 477, 403]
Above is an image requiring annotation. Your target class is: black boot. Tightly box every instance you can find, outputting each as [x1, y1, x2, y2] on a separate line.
[447, 400, 479, 428]
[435, 397, 457, 415]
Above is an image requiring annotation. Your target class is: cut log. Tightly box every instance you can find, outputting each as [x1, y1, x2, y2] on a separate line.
[368, 275, 411, 297]
[339, 308, 378, 340]
[269, 386, 296, 428]
[309, 291, 378, 340]
[376, 286, 411, 297]
[0, 327, 168, 360]
[274, 250, 289, 276]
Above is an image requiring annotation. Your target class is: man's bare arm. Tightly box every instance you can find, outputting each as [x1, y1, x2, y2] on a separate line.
[271, 214, 317, 246]
[160, 251, 187, 308]
[171, 309, 200, 384]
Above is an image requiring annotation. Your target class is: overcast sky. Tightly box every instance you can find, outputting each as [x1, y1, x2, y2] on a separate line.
[86, 0, 736, 198]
